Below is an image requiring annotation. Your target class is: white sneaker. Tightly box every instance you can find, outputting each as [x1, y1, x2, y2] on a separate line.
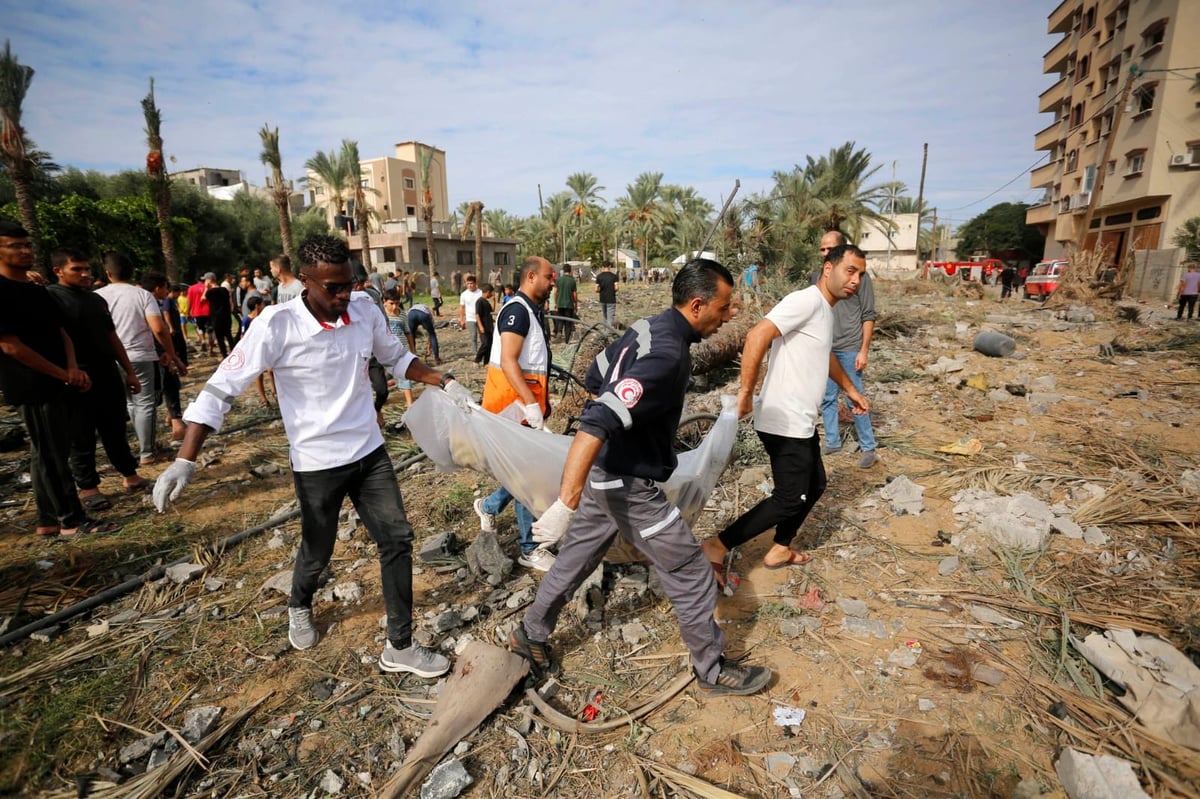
[474, 498, 497, 533]
[379, 642, 450, 678]
[518, 546, 557, 572]
[288, 606, 319, 650]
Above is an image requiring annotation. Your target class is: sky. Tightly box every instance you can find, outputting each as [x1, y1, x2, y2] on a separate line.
[9, 0, 1057, 229]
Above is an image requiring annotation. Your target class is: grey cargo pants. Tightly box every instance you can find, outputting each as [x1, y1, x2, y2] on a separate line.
[522, 464, 725, 682]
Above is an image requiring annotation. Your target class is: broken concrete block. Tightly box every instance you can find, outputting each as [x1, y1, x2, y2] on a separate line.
[938, 556, 960, 576]
[1030, 375, 1057, 392]
[262, 570, 293, 596]
[779, 617, 821, 637]
[418, 532, 456, 562]
[433, 610, 463, 633]
[842, 617, 889, 640]
[1055, 747, 1149, 799]
[879, 475, 925, 516]
[165, 562, 205, 585]
[918, 698, 935, 712]
[1180, 470, 1200, 496]
[86, 619, 110, 638]
[464, 530, 513, 578]
[181, 706, 223, 743]
[203, 577, 225, 592]
[319, 769, 345, 795]
[1052, 517, 1084, 539]
[119, 731, 168, 764]
[421, 758, 472, 799]
[1083, 526, 1108, 546]
[836, 598, 869, 618]
[968, 603, 1024, 629]
[332, 582, 362, 602]
[926, 356, 967, 375]
[621, 620, 649, 645]
[887, 647, 918, 668]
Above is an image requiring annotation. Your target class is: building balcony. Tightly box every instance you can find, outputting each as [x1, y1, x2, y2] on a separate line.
[1048, 0, 1077, 35]
[1026, 202, 1057, 226]
[1038, 75, 1068, 113]
[1034, 119, 1065, 151]
[1043, 34, 1073, 75]
[1030, 161, 1059, 189]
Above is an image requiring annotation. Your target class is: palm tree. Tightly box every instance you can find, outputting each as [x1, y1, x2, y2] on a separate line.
[616, 171, 667, 273]
[417, 144, 439, 287]
[0, 40, 39, 259]
[803, 142, 892, 240]
[141, 78, 179, 282]
[259, 124, 295, 261]
[542, 191, 573, 263]
[484, 208, 517, 239]
[587, 208, 621, 269]
[460, 201, 485, 281]
[303, 148, 353, 234]
[340, 139, 372, 269]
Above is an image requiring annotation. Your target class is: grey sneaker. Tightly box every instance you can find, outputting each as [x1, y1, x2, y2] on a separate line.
[697, 660, 772, 696]
[821, 444, 842, 456]
[379, 642, 450, 678]
[518, 546, 556, 572]
[857, 450, 878, 469]
[474, 498, 497, 533]
[288, 606, 319, 650]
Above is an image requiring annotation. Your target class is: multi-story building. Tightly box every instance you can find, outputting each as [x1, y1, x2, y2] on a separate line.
[170, 167, 243, 188]
[306, 141, 450, 228]
[1027, 0, 1199, 265]
[859, 213, 920, 276]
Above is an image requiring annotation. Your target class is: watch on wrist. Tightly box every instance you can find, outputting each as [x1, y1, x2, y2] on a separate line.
[439, 373, 455, 389]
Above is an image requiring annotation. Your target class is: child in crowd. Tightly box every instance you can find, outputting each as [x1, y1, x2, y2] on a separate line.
[475, 283, 495, 364]
[382, 290, 416, 409]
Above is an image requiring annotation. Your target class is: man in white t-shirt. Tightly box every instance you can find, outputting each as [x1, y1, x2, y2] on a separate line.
[270, 254, 303, 304]
[701, 244, 869, 578]
[458, 273, 483, 352]
[96, 252, 184, 464]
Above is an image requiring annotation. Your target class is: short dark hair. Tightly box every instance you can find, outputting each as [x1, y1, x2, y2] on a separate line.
[270, 254, 292, 273]
[140, 271, 168, 291]
[480, 283, 494, 293]
[382, 288, 401, 302]
[297, 235, 350, 270]
[561, 264, 572, 274]
[465, 272, 477, 282]
[50, 248, 87, 269]
[824, 244, 866, 265]
[0, 221, 29, 239]
[672, 258, 734, 306]
[103, 252, 135, 282]
[246, 295, 265, 313]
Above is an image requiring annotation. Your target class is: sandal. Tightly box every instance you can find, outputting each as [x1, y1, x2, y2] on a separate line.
[60, 519, 123, 537]
[124, 479, 152, 494]
[763, 550, 813, 570]
[81, 493, 113, 511]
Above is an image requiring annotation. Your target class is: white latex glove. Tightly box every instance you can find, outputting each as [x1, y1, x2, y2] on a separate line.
[154, 458, 196, 512]
[523, 403, 545, 430]
[531, 498, 575, 545]
[443, 379, 474, 409]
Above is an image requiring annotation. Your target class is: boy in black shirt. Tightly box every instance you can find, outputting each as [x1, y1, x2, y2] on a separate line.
[474, 283, 496, 364]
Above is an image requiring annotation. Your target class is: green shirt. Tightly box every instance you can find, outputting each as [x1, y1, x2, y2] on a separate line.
[555, 274, 577, 310]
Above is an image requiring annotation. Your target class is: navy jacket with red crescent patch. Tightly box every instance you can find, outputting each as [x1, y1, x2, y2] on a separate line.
[579, 306, 700, 481]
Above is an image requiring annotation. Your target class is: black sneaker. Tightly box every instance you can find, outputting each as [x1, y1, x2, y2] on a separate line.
[508, 625, 561, 679]
[697, 661, 772, 696]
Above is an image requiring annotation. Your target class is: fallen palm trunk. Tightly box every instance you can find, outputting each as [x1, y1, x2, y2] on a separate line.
[376, 642, 529, 799]
[525, 670, 694, 734]
[690, 315, 756, 375]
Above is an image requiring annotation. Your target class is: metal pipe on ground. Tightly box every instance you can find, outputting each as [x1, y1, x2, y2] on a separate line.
[0, 450, 429, 648]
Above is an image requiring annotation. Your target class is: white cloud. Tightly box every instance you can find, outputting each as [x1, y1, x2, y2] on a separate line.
[10, 0, 1054, 220]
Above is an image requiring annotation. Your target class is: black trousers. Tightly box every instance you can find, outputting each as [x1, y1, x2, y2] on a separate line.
[20, 399, 87, 528]
[719, 430, 826, 550]
[290, 446, 416, 647]
[1178, 295, 1197, 319]
[68, 367, 139, 489]
[475, 324, 493, 364]
[211, 315, 235, 358]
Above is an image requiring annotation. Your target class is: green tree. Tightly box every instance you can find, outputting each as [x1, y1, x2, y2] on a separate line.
[259, 124, 295, 261]
[0, 40, 40, 265]
[616, 171, 667, 272]
[955, 202, 1044, 260]
[803, 142, 892, 240]
[303, 147, 353, 232]
[1173, 216, 1200, 260]
[340, 139, 372, 269]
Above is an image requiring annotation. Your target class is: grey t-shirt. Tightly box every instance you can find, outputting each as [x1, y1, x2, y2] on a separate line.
[831, 271, 877, 353]
[94, 282, 160, 361]
[276, 277, 303, 304]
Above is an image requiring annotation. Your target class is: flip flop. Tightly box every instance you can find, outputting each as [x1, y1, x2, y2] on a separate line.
[60, 519, 122, 537]
[124, 479, 152, 494]
[81, 493, 113, 511]
[763, 551, 813, 570]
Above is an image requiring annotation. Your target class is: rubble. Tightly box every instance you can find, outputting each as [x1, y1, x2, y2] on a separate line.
[420, 759, 472, 799]
[464, 530, 513, 578]
[878, 475, 926, 516]
[1055, 748, 1150, 799]
[165, 562, 206, 584]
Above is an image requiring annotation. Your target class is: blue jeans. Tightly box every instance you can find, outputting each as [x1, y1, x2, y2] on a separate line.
[821, 350, 875, 452]
[290, 446, 415, 647]
[407, 308, 439, 361]
[482, 486, 535, 554]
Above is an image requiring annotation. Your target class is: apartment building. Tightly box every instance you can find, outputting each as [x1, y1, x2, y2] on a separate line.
[306, 141, 450, 229]
[1027, 0, 1199, 264]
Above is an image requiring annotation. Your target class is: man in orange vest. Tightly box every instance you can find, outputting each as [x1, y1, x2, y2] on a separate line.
[474, 256, 558, 572]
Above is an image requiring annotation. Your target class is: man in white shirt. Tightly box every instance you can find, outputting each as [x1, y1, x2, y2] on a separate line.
[96, 252, 184, 465]
[701, 244, 869, 578]
[270, 254, 303, 304]
[458, 274, 483, 353]
[154, 235, 472, 678]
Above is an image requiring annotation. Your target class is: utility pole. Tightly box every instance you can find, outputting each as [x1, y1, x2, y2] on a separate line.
[915, 143, 928, 260]
[931, 209, 938, 261]
[1074, 66, 1140, 252]
[886, 161, 896, 271]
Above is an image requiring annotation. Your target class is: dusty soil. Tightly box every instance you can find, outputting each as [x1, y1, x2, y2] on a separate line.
[1, 281, 1197, 798]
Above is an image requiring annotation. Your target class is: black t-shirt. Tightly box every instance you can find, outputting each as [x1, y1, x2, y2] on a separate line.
[495, 292, 544, 338]
[206, 286, 232, 322]
[475, 296, 494, 331]
[596, 271, 618, 304]
[47, 284, 117, 370]
[0, 274, 69, 406]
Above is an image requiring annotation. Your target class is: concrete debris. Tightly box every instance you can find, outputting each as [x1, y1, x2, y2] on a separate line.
[1030, 375, 1057, 392]
[1180, 469, 1200, 496]
[434, 610, 463, 633]
[953, 489, 1056, 551]
[1055, 747, 1150, 799]
[30, 625, 60, 643]
[332, 581, 363, 602]
[266, 532, 287, 549]
[937, 556, 959, 576]
[1051, 517, 1084, 539]
[621, 619, 649, 645]
[968, 603, 1024, 629]
[842, 617, 889, 640]
[86, 619, 110, 638]
[926, 356, 967, 375]
[181, 706, 223, 743]
[262, 570, 293, 596]
[764, 752, 796, 778]
[1058, 305, 1096, 324]
[887, 647, 919, 668]
[1083, 526, 1109, 546]
[464, 530, 513, 578]
[421, 758, 473, 799]
[319, 769, 345, 795]
[119, 731, 168, 764]
[836, 598, 869, 618]
[506, 588, 533, 609]
[879, 474, 926, 515]
[165, 562, 206, 584]
[204, 577, 225, 592]
[779, 617, 821, 637]
[918, 698, 935, 712]
[419, 532, 457, 562]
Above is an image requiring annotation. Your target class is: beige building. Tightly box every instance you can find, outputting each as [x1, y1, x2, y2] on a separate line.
[346, 219, 517, 281]
[306, 141, 450, 230]
[171, 167, 243, 188]
[1027, 0, 1200, 266]
[859, 213, 920, 276]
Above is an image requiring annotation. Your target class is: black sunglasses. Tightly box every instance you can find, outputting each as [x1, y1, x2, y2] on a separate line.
[303, 276, 355, 296]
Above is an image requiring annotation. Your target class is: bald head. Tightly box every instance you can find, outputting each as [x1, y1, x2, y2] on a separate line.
[819, 230, 846, 255]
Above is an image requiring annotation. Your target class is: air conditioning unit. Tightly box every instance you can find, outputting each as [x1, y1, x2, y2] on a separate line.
[1069, 191, 1092, 211]
[1170, 153, 1190, 167]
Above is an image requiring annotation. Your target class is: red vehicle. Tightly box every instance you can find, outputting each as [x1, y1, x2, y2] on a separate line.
[923, 258, 1005, 283]
[1024, 259, 1067, 300]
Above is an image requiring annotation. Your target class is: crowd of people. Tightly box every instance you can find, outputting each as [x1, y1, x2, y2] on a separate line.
[2, 219, 880, 692]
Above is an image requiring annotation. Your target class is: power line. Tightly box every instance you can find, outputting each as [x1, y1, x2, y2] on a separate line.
[939, 152, 1051, 213]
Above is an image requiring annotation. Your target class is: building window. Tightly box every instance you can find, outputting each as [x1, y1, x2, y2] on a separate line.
[315, 186, 324, 196]
[1124, 150, 1146, 176]
[360, 179, 369, 188]
[1136, 206, 1161, 221]
[1135, 84, 1156, 115]
[1122, 46, 1133, 64]
[421, 249, 430, 265]
[1188, 141, 1200, 166]
[406, 205, 417, 216]
[1081, 6, 1095, 33]
[1076, 54, 1090, 80]
[1066, 149, 1078, 173]
[382, 247, 397, 262]
[1070, 102, 1085, 128]
[1083, 164, 1096, 192]
[1101, 110, 1114, 136]
[1107, 160, 1116, 176]
[404, 177, 415, 189]
[494, 252, 510, 266]
[1142, 19, 1166, 53]
[456, 250, 475, 266]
